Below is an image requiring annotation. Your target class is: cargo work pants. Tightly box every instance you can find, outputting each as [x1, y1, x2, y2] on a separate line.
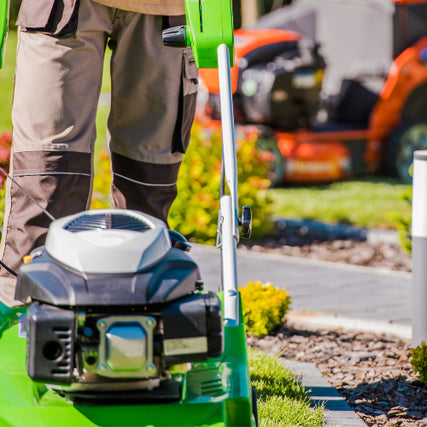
[0, 0, 198, 306]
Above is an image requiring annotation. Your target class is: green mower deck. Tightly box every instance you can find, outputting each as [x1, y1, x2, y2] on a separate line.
[0, 1, 255, 425]
[0, 306, 254, 427]
[0, 0, 7, 68]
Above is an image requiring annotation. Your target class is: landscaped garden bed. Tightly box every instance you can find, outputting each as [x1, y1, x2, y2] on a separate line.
[249, 326, 427, 426]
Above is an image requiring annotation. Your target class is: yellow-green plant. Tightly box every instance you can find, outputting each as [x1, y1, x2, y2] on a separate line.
[169, 121, 275, 244]
[91, 147, 112, 210]
[411, 341, 427, 383]
[240, 280, 291, 337]
[393, 186, 412, 254]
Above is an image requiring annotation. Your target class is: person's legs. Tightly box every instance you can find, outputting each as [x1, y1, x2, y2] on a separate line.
[108, 12, 198, 224]
[0, 4, 199, 305]
[0, 0, 112, 305]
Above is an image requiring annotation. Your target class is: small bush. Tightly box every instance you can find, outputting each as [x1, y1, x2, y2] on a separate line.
[240, 281, 291, 337]
[393, 186, 412, 254]
[411, 341, 427, 383]
[169, 120, 275, 244]
[90, 147, 112, 210]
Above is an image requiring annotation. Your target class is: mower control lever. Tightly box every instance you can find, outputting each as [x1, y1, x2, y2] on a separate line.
[162, 26, 187, 48]
[169, 229, 192, 252]
[239, 206, 252, 239]
[162, 0, 234, 69]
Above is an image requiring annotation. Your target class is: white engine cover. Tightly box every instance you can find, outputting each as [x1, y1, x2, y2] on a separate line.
[45, 209, 171, 274]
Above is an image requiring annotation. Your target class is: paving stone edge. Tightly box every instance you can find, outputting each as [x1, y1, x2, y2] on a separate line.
[282, 359, 367, 426]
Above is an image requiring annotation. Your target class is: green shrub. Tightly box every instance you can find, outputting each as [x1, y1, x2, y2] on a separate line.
[392, 186, 412, 254]
[169, 121, 275, 244]
[239, 281, 291, 337]
[411, 341, 427, 383]
[90, 147, 112, 210]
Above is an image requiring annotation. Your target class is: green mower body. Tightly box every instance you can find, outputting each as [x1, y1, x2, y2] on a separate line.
[0, 0, 8, 68]
[0, 1, 254, 426]
[0, 302, 254, 427]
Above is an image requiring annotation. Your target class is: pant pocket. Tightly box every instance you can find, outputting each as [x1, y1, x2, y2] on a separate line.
[183, 48, 198, 96]
[172, 48, 198, 154]
[16, 0, 79, 35]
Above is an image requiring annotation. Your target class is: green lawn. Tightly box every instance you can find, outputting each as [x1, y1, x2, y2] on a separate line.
[249, 348, 324, 427]
[0, 30, 16, 132]
[268, 177, 411, 230]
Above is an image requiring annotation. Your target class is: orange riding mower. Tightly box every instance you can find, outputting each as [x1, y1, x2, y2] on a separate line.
[198, 2, 427, 185]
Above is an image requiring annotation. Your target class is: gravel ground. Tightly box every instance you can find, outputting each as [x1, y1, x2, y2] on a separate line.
[241, 221, 426, 426]
[240, 219, 412, 272]
[248, 327, 427, 426]
[241, 238, 412, 272]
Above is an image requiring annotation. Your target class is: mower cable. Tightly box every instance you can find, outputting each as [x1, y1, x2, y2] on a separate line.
[0, 259, 17, 277]
[0, 166, 56, 277]
[0, 166, 56, 222]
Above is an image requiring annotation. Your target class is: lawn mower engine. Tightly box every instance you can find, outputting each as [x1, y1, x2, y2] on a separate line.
[200, 29, 326, 130]
[15, 209, 223, 401]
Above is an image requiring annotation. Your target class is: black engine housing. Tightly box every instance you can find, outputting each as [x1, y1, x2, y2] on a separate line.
[16, 212, 223, 391]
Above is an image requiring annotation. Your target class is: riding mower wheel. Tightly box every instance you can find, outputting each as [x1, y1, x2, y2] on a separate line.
[385, 121, 427, 183]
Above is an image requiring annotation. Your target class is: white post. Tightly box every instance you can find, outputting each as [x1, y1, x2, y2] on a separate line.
[411, 150, 427, 346]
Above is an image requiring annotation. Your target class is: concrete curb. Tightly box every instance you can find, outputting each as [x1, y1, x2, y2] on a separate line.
[286, 311, 412, 340]
[275, 218, 400, 245]
[282, 360, 366, 426]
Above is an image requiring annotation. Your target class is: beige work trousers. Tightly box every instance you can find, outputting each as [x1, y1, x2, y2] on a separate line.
[0, 0, 198, 306]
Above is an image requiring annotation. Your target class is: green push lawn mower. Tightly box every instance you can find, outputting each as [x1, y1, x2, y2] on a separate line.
[0, 0, 8, 69]
[0, 0, 256, 426]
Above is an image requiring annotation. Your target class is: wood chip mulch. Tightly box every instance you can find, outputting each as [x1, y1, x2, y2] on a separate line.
[248, 327, 427, 426]
[241, 224, 424, 426]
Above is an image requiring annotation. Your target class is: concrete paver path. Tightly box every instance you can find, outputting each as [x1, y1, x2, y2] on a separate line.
[190, 244, 412, 338]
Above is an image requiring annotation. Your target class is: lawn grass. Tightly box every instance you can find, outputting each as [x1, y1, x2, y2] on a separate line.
[249, 348, 324, 427]
[268, 177, 411, 230]
[0, 30, 16, 132]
